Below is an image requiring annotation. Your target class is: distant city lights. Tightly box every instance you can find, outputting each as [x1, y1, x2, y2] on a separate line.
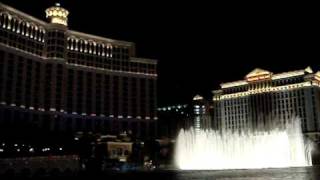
[158, 104, 188, 112]
[42, 148, 50, 152]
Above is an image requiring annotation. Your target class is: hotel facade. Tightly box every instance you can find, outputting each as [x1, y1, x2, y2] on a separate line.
[0, 3, 157, 138]
[212, 67, 320, 138]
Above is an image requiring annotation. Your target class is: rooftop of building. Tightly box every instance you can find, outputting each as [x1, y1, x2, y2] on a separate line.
[219, 66, 318, 89]
[0, 2, 134, 47]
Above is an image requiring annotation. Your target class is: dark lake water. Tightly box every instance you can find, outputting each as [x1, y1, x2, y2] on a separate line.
[173, 166, 320, 180]
[98, 166, 320, 180]
[2, 166, 320, 179]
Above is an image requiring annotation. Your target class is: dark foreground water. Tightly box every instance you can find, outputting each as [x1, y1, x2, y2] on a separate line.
[1, 166, 320, 179]
[90, 166, 320, 180]
[174, 166, 320, 180]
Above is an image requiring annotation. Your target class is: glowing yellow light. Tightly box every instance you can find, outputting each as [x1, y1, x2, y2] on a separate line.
[45, 4, 69, 26]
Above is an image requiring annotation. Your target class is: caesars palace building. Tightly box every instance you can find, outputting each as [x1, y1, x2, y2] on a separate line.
[0, 3, 157, 138]
[212, 67, 320, 139]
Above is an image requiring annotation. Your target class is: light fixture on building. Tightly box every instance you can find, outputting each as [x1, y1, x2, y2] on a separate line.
[45, 3, 69, 26]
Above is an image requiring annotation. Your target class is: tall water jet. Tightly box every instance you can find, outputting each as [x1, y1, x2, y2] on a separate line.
[175, 117, 313, 170]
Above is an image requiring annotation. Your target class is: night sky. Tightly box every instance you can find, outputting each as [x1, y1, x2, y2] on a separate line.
[1, 1, 318, 106]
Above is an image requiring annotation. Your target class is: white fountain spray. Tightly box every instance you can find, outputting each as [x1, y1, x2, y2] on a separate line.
[175, 117, 313, 170]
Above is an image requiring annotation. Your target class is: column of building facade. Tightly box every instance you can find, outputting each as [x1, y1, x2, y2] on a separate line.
[43, 63, 51, 126]
[304, 88, 313, 132]
[100, 73, 105, 123]
[153, 79, 158, 119]
[0, 107, 3, 125]
[61, 63, 68, 114]
[127, 77, 133, 132]
[38, 62, 46, 112]
[105, 74, 112, 133]
[29, 60, 35, 110]
[20, 56, 27, 108]
[262, 93, 269, 127]
[49, 63, 57, 131]
[50, 63, 57, 111]
[118, 75, 123, 133]
[0, 52, 7, 103]
[311, 88, 319, 132]
[118, 75, 123, 116]
[0, 50, 3, 103]
[33, 59, 46, 127]
[59, 65, 68, 132]
[151, 79, 157, 137]
[10, 54, 18, 106]
[270, 92, 276, 121]
[89, 72, 96, 131]
[106, 74, 112, 133]
[82, 70, 87, 116]
[145, 78, 150, 137]
[315, 88, 320, 132]
[71, 69, 78, 131]
[109, 75, 113, 118]
[136, 77, 141, 137]
[91, 72, 96, 116]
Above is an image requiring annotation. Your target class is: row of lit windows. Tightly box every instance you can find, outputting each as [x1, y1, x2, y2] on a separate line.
[0, 13, 45, 42]
[60, 70, 157, 117]
[0, 29, 44, 56]
[0, 109, 155, 134]
[0, 51, 157, 117]
[67, 52, 156, 74]
[223, 103, 307, 122]
[226, 119, 248, 125]
[224, 77, 305, 94]
[0, 54, 44, 109]
[224, 109, 308, 130]
[223, 90, 306, 106]
[0, 14, 157, 75]
[67, 37, 129, 59]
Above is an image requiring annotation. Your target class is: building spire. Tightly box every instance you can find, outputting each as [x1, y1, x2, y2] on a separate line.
[45, 3, 69, 26]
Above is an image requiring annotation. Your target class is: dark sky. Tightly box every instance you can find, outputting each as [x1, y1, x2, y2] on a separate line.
[2, 1, 318, 106]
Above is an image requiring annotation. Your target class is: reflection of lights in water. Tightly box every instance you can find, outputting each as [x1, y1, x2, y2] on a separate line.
[175, 117, 313, 170]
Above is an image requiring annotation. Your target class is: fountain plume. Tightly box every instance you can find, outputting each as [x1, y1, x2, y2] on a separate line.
[175, 116, 313, 170]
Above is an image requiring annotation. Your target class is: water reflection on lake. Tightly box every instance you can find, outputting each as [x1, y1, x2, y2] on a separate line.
[175, 166, 320, 180]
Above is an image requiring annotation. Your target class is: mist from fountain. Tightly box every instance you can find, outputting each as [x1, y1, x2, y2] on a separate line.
[175, 117, 313, 170]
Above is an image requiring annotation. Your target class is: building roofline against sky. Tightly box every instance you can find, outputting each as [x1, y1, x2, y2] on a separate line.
[219, 67, 315, 89]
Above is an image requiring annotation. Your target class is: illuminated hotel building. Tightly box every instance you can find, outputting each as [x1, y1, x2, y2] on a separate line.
[0, 3, 157, 138]
[212, 67, 320, 136]
[193, 95, 211, 132]
[157, 95, 212, 138]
